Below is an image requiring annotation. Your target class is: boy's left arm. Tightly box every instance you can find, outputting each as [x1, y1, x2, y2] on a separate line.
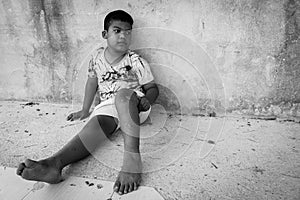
[138, 81, 159, 112]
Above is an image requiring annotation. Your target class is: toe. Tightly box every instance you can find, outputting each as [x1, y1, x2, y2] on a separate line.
[16, 163, 26, 176]
[21, 168, 33, 180]
[124, 184, 129, 194]
[118, 183, 125, 195]
[113, 180, 120, 193]
[24, 159, 37, 168]
[133, 182, 138, 191]
[128, 183, 133, 193]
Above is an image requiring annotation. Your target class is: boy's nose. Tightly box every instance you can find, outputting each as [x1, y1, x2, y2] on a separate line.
[119, 32, 126, 38]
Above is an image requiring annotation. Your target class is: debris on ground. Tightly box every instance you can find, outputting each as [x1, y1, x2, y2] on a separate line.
[253, 166, 265, 175]
[97, 183, 103, 189]
[21, 102, 40, 106]
[249, 115, 276, 120]
[192, 113, 205, 117]
[211, 162, 218, 169]
[207, 140, 215, 144]
[208, 111, 216, 117]
[85, 180, 94, 186]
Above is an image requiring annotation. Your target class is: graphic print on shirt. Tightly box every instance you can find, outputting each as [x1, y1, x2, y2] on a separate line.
[88, 47, 154, 101]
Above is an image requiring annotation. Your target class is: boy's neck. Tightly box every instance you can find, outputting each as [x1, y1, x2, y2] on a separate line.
[105, 47, 127, 65]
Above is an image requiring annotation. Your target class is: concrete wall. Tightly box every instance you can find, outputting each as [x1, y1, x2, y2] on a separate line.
[0, 0, 299, 116]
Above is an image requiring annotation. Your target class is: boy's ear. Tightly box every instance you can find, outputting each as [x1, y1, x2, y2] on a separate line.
[102, 30, 108, 39]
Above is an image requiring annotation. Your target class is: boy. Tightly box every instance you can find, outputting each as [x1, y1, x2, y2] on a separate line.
[16, 10, 159, 195]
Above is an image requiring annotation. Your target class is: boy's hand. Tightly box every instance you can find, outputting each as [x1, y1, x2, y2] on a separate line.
[138, 97, 150, 112]
[67, 110, 90, 121]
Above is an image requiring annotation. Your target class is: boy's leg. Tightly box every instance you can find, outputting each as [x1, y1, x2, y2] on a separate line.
[114, 88, 142, 195]
[16, 115, 117, 184]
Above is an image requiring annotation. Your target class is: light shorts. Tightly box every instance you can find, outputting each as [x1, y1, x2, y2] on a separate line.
[89, 91, 151, 130]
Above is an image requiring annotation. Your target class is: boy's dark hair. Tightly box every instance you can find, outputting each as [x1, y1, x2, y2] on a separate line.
[104, 10, 133, 31]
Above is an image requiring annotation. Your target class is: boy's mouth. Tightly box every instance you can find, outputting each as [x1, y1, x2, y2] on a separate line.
[117, 41, 127, 45]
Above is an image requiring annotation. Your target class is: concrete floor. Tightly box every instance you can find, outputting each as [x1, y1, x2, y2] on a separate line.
[0, 100, 299, 200]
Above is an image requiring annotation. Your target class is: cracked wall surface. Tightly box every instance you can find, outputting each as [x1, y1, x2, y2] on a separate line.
[0, 0, 299, 116]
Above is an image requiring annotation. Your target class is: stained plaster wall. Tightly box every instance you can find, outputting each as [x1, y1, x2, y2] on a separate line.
[0, 0, 299, 116]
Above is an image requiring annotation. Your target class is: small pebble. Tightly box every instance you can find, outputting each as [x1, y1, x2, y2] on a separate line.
[97, 184, 103, 189]
[209, 112, 216, 117]
[207, 140, 215, 144]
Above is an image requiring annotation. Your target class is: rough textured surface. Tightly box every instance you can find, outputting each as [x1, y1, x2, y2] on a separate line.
[0, 0, 299, 115]
[0, 100, 299, 200]
[0, 167, 165, 200]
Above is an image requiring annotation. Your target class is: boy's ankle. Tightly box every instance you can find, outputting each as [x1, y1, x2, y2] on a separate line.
[46, 156, 64, 171]
[124, 145, 140, 153]
[122, 151, 142, 173]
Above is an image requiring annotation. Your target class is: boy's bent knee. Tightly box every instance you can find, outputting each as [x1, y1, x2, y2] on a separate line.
[96, 115, 118, 135]
[115, 88, 139, 106]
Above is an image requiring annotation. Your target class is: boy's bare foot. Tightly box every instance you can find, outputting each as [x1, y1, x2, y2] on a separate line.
[114, 152, 142, 195]
[114, 171, 141, 195]
[16, 158, 63, 184]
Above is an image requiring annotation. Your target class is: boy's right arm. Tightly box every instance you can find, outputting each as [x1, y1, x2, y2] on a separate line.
[67, 77, 98, 121]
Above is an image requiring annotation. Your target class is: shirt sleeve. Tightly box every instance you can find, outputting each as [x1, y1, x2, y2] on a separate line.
[87, 56, 97, 78]
[131, 55, 154, 85]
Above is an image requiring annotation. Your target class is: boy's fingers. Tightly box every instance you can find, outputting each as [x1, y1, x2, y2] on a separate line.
[142, 99, 150, 109]
[67, 114, 72, 121]
[144, 103, 150, 110]
[142, 103, 150, 111]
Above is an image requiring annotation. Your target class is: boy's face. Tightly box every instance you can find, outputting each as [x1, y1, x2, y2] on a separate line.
[103, 20, 132, 53]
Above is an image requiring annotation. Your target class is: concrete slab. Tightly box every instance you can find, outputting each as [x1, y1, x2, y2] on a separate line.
[0, 166, 35, 200]
[0, 166, 164, 200]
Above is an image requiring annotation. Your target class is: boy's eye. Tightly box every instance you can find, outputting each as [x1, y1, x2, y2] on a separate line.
[112, 29, 131, 35]
[125, 30, 132, 35]
[113, 29, 121, 34]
